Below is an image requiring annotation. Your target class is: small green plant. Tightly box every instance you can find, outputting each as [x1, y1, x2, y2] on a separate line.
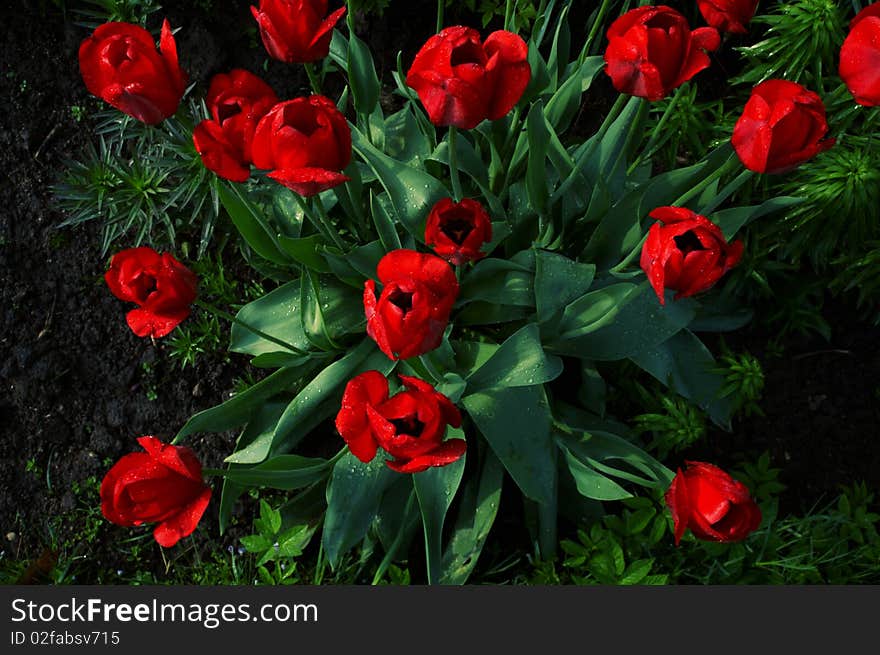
[73, 0, 161, 28]
[714, 344, 765, 418]
[240, 500, 315, 585]
[139, 360, 159, 401]
[633, 394, 706, 458]
[70, 105, 86, 122]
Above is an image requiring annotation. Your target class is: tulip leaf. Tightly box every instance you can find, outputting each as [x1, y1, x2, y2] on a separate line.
[323, 451, 397, 569]
[277, 235, 332, 273]
[351, 124, 448, 240]
[299, 271, 365, 351]
[384, 106, 432, 166]
[440, 449, 504, 584]
[534, 249, 596, 323]
[370, 191, 402, 252]
[230, 281, 311, 356]
[219, 454, 331, 490]
[347, 31, 380, 115]
[173, 365, 307, 444]
[526, 101, 551, 213]
[465, 324, 563, 392]
[554, 282, 641, 341]
[462, 385, 555, 505]
[413, 445, 466, 584]
[711, 196, 804, 240]
[267, 339, 396, 460]
[544, 56, 604, 133]
[551, 283, 697, 361]
[457, 253, 535, 308]
[218, 181, 291, 267]
[374, 478, 419, 556]
[561, 445, 633, 501]
[630, 329, 736, 429]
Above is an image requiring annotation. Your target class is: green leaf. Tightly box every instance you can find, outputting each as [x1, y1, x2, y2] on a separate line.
[230, 281, 311, 356]
[260, 499, 282, 535]
[562, 445, 633, 500]
[620, 559, 654, 585]
[276, 523, 315, 558]
[299, 271, 365, 350]
[218, 181, 290, 266]
[711, 196, 804, 240]
[370, 192, 402, 252]
[465, 324, 562, 392]
[351, 124, 447, 240]
[267, 340, 395, 461]
[384, 106, 432, 166]
[551, 283, 696, 361]
[554, 283, 641, 341]
[323, 451, 396, 568]
[544, 56, 604, 133]
[218, 454, 333, 490]
[440, 450, 504, 584]
[413, 446, 466, 584]
[458, 253, 535, 307]
[526, 101, 551, 213]
[534, 249, 596, 323]
[240, 534, 272, 553]
[630, 330, 736, 429]
[173, 366, 305, 443]
[462, 385, 555, 505]
[347, 31, 380, 115]
[277, 235, 332, 273]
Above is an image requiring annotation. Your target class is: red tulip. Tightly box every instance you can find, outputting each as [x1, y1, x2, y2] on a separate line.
[335, 372, 466, 474]
[424, 198, 493, 265]
[364, 250, 459, 360]
[640, 206, 743, 304]
[105, 247, 198, 338]
[78, 20, 186, 124]
[732, 79, 834, 174]
[697, 0, 759, 34]
[100, 436, 212, 547]
[665, 461, 762, 545]
[604, 6, 720, 101]
[406, 26, 531, 130]
[251, 95, 352, 196]
[250, 0, 346, 64]
[839, 2, 880, 107]
[193, 69, 279, 182]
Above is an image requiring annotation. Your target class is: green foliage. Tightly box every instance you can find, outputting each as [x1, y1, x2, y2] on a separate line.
[633, 394, 706, 459]
[447, 0, 539, 32]
[713, 343, 765, 418]
[240, 500, 316, 584]
[54, 104, 222, 257]
[73, 0, 161, 28]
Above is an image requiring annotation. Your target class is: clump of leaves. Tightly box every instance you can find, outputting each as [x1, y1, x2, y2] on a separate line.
[240, 500, 316, 585]
[714, 344, 765, 418]
[633, 395, 706, 459]
[74, 0, 162, 28]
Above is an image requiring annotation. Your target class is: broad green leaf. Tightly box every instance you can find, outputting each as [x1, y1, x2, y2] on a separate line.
[299, 271, 365, 350]
[323, 451, 396, 568]
[458, 254, 535, 307]
[374, 478, 419, 556]
[440, 450, 504, 584]
[218, 181, 290, 266]
[630, 330, 736, 429]
[462, 385, 555, 505]
[173, 366, 304, 443]
[534, 249, 596, 323]
[554, 283, 640, 341]
[219, 454, 333, 490]
[562, 445, 633, 500]
[465, 324, 562, 392]
[230, 281, 311, 356]
[413, 447, 466, 584]
[526, 101, 551, 213]
[384, 106, 432, 166]
[347, 31, 380, 115]
[351, 124, 448, 240]
[544, 56, 604, 133]
[277, 235, 332, 273]
[712, 196, 804, 240]
[551, 283, 696, 361]
[267, 340, 395, 460]
[370, 191, 402, 252]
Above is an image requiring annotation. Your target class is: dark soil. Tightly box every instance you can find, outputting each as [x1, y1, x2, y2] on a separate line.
[1, 0, 877, 585]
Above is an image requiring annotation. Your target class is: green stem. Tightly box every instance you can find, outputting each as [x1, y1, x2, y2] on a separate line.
[504, 0, 515, 31]
[313, 194, 347, 250]
[581, 0, 614, 60]
[293, 193, 346, 251]
[436, 0, 444, 32]
[304, 62, 323, 96]
[671, 155, 738, 208]
[628, 84, 687, 174]
[194, 299, 306, 354]
[700, 168, 755, 216]
[371, 491, 417, 585]
[448, 126, 464, 202]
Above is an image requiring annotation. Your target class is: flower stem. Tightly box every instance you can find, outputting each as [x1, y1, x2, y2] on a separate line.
[628, 84, 688, 174]
[194, 299, 306, 354]
[448, 126, 464, 202]
[304, 62, 323, 96]
[504, 0, 515, 31]
[436, 0, 444, 32]
[581, 0, 615, 60]
[313, 194, 347, 250]
[672, 154, 739, 208]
